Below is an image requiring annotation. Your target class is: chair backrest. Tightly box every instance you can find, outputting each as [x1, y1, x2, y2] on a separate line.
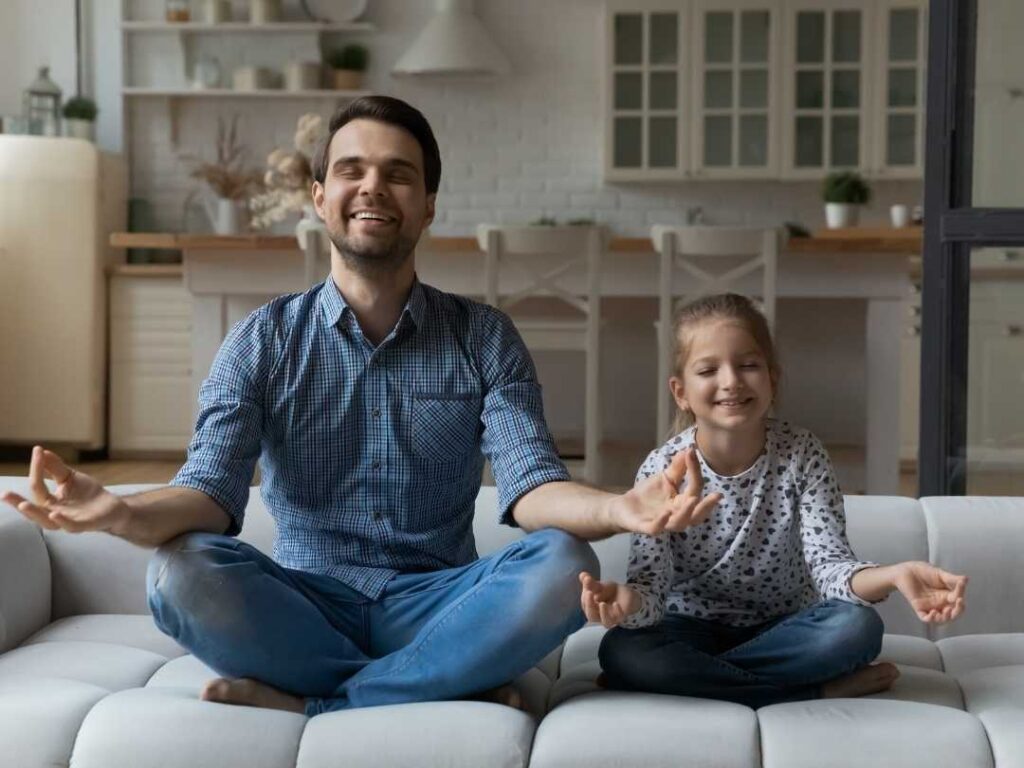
[476, 224, 606, 318]
[650, 225, 779, 328]
[651, 225, 780, 441]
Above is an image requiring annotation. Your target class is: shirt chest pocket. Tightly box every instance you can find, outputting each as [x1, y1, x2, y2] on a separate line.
[412, 391, 482, 462]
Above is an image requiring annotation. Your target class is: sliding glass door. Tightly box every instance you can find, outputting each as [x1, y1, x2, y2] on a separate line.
[920, 0, 1024, 495]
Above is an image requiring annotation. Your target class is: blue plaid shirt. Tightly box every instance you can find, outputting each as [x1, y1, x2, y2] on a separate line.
[171, 277, 569, 598]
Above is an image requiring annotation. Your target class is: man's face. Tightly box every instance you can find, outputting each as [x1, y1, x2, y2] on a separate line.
[312, 118, 436, 275]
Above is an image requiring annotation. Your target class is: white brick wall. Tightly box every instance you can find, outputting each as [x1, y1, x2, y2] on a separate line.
[123, 0, 922, 234]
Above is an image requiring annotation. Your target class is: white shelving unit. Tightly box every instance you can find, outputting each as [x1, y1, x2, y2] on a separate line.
[123, 87, 372, 98]
[119, 3, 375, 148]
[121, 21, 374, 33]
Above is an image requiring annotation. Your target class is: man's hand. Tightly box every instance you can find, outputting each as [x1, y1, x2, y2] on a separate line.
[893, 561, 968, 623]
[579, 571, 640, 628]
[607, 447, 721, 536]
[1, 446, 131, 536]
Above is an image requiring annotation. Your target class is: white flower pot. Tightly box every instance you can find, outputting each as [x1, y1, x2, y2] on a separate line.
[206, 198, 247, 235]
[825, 202, 859, 229]
[64, 118, 95, 141]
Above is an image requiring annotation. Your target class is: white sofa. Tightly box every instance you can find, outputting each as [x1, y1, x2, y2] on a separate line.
[0, 478, 1022, 768]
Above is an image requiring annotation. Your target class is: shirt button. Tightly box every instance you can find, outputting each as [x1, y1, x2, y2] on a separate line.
[372, 460, 381, 470]
[371, 408, 381, 418]
[371, 511, 382, 520]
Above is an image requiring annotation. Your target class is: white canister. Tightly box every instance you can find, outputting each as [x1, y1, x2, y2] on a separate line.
[202, 0, 231, 23]
[233, 66, 273, 91]
[249, 0, 281, 24]
[285, 61, 322, 92]
[890, 204, 911, 228]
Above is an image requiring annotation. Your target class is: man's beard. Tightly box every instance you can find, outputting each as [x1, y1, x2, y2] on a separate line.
[328, 228, 417, 277]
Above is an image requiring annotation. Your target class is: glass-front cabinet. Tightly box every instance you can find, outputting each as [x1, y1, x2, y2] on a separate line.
[873, 0, 927, 177]
[692, 1, 780, 178]
[603, 0, 926, 182]
[605, 4, 688, 180]
[781, 1, 870, 177]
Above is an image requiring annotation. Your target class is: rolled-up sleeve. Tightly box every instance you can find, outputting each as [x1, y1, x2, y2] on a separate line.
[476, 307, 570, 526]
[169, 308, 270, 535]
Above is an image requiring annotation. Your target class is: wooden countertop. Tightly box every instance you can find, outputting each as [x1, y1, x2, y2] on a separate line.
[109, 227, 923, 254]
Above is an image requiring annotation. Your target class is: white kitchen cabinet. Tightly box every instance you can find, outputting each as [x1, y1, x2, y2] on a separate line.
[872, 0, 928, 178]
[780, 0, 872, 177]
[109, 275, 194, 455]
[604, 0, 925, 181]
[691, 0, 781, 178]
[604, 3, 690, 180]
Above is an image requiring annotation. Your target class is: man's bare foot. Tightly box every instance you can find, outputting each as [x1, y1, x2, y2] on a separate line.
[471, 683, 525, 710]
[821, 662, 900, 699]
[200, 677, 305, 714]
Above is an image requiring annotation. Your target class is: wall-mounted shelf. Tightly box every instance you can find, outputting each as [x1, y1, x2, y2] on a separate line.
[123, 87, 370, 98]
[121, 21, 374, 33]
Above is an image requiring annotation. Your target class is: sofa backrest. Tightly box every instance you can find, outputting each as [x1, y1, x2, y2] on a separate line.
[1, 477, 1021, 640]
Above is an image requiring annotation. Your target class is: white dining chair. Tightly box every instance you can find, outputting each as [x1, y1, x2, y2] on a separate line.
[651, 225, 779, 443]
[477, 224, 607, 484]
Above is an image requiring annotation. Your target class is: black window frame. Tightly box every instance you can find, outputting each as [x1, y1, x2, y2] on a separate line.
[920, 0, 1024, 495]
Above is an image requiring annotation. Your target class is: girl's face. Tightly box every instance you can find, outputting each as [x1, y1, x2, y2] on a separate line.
[670, 319, 774, 433]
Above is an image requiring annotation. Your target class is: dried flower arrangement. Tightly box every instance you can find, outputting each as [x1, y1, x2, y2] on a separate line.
[250, 113, 326, 229]
[181, 115, 264, 201]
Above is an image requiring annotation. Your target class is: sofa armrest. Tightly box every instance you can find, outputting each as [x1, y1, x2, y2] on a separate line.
[0, 506, 51, 652]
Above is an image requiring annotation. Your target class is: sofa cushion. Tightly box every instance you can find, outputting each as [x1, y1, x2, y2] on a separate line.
[0, 506, 50, 652]
[921, 496, 1024, 639]
[0, 640, 167, 691]
[977, 709, 1024, 768]
[70, 687, 307, 768]
[530, 691, 760, 768]
[24, 613, 186, 659]
[937, 633, 1024, 675]
[0, 677, 108, 768]
[844, 495, 931, 638]
[863, 665, 964, 709]
[757, 699, 994, 768]
[297, 701, 536, 768]
[956, 665, 1024, 714]
[879, 634, 944, 670]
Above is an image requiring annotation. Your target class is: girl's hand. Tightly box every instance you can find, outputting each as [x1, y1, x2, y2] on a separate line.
[609, 447, 722, 535]
[893, 561, 968, 623]
[579, 571, 640, 628]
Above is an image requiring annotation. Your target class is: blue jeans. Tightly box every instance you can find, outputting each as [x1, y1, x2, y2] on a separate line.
[146, 528, 597, 716]
[599, 600, 884, 708]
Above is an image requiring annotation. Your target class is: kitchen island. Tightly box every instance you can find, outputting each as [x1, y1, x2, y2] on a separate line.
[110, 229, 920, 493]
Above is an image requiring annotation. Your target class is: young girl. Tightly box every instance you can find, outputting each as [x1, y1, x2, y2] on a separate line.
[580, 293, 967, 707]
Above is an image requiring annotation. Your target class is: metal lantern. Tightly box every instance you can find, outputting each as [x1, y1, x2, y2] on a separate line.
[23, 66, 62, 137]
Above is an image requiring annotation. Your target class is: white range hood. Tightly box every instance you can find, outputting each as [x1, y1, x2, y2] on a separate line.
[392, 0, 511, 78]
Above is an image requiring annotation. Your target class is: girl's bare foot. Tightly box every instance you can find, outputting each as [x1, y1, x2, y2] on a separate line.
[200, 677, 305, 714]
[821, 662, 900, 698]
[472, 684, 525, 710]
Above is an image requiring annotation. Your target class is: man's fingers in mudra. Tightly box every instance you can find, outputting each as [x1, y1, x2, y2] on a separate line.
[2, 492, 60, 530]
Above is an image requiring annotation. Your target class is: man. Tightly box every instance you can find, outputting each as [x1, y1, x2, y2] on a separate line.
[2, 96, 714, 717]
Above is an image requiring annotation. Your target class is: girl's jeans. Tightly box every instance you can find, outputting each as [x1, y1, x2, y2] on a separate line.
[599, 599, 884, 708]
[146, 528, 597, 717]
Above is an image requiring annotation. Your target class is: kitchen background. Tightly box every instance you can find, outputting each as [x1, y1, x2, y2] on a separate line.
[8, 0, 1007, 494]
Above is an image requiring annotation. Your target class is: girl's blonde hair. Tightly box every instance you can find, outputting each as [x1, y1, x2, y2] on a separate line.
[670, 293, 781, 433]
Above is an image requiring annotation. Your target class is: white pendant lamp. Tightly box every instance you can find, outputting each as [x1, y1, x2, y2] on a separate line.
[392, 0, 511, 77]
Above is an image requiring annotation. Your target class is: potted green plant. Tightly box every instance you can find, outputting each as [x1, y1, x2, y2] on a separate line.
[326, 44, 369, 90]
[822, 171, 871, 229]
[62, 96, 98, 141]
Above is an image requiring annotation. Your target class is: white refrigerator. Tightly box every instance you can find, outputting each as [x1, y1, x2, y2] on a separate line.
[0, 136, 126, 449]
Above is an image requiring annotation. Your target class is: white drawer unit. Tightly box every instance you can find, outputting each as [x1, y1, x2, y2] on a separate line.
[109, 275, 194, 454]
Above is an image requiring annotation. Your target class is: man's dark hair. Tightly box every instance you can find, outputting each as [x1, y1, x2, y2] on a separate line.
[312, 96, 442, 194]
